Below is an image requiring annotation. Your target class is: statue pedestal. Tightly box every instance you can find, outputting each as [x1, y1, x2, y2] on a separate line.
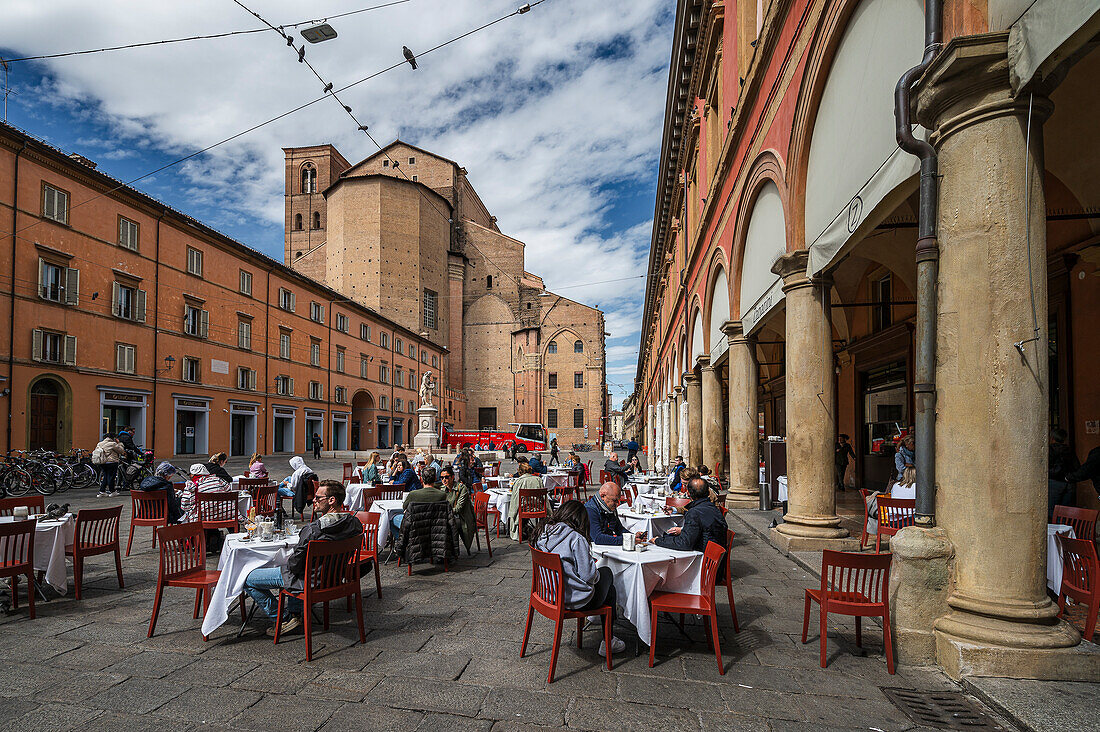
[413, 404, 440, 451]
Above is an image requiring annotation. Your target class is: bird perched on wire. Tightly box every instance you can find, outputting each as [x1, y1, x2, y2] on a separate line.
[402, 46, 418, 70]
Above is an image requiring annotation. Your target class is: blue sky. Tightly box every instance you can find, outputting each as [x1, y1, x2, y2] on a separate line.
[3, 0, 673, 408]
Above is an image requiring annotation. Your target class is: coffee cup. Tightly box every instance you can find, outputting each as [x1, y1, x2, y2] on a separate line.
[622, 533, 635, 551]
[13, 506, 28, 521]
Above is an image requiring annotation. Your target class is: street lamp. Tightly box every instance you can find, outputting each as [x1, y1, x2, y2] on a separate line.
[154, 355, 175, 375]
[300, 23, 338, 43]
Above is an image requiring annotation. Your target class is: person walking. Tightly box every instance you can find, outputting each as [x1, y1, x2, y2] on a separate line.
[834, 434, 856, 492]
[625, 437, 640, 464]
[93, 433, 127, 497]
[311, 433, 323, 460]
[549, 438, 560, 466]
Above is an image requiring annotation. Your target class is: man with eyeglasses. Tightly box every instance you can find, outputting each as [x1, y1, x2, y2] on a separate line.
[242, 479, 362, 636]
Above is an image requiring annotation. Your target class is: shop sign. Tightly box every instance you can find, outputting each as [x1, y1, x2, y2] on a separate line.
[231, 404, 256, 413]
[177, 399, 207, 408]
[104, 392, 143, 403]
[274, 408, 295, 416]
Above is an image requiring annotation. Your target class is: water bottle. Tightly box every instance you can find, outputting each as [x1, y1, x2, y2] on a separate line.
[274, 504, 285, 531]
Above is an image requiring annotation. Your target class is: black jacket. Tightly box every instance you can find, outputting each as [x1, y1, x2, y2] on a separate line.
[1067, 446, 1100, 493]
[292, 472, 320, 514]
[603, 459, 629, 486]
[1049, 443, 1080, 483]
[396, 500, 461, 567]
[655, 497, 728, 555]
[283, 511, 363, 591]
[204, 462, 234, 484]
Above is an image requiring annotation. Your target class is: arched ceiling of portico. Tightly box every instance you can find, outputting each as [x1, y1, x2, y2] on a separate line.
[1045, 45, 1100, 236]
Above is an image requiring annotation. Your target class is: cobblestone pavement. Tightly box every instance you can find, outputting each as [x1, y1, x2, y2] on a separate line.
[1, 464, 1020, 732]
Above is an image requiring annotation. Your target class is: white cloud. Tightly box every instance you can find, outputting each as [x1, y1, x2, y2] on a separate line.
[5, 0, 670, 406]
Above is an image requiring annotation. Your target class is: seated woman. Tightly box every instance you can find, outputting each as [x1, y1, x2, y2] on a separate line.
[138, 461, 185, 523]
[532, 500, 626, 658]
[392, 458, 422, 492]
[564, 452, 581, 470]
[278, 456, 315, 499]
[441, 466, 475, 553]
[360, 452, 383, 485]
[625, 455, 643, 476]
[248, 452, 268, 480]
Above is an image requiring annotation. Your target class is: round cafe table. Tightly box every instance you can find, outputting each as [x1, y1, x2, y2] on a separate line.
[368, 499, 405, 547]
[616, 505, 684, 539]
[486, 488, 512, 533]
[201, 530, 301, 636]
[591, 543, 703, 645]
[0, 514, 76, 593]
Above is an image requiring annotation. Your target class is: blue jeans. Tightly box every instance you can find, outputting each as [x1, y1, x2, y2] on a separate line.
[243, 567, 302, 620]
[391, 513, 404, 538]
[99, 463, 118, 493]
[277, 485, 294, 498]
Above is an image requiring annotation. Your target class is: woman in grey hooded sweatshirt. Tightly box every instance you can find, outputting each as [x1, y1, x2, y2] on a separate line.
[532, 500, 625, 657]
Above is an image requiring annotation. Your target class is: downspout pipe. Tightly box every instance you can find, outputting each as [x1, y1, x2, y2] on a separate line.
[894, 1, 941, 526]
[7, 142, 27, 452]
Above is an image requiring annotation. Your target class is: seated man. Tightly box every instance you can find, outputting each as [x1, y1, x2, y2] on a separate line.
[654, 478, 728, 554]
[527, 453, 548, 475]
[393, 467, 448, 537]
[138, 461, 185, 524]
[243, 479, 362, 636]
[585, 482, 639, 546]
[602, 452, 630, 487]
[667, 456, 687, 491]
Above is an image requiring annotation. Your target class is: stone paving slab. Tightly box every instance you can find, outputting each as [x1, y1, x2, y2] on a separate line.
[0, 482, 1030, 731]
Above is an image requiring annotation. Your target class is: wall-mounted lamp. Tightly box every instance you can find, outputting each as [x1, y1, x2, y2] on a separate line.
[154, 355, 176, 375]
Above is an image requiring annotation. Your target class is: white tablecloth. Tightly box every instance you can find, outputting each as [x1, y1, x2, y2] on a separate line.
[633, 492, 667, 511]
[777, 475, 788, 502]
[368, 499, 405, 548]
[201, 532, 300, 636]
[616, 506, 684, 539]
[542, 473, 571, 491]
[1047, 524, 1076, 592]
[345, 483, 371, 512]
[487, 488, 511, 533]
[0, 515, 76, 593]
[593, 543, 703, 645]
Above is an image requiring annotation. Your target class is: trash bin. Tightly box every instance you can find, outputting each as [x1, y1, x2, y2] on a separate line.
[758, 481, 770, 511]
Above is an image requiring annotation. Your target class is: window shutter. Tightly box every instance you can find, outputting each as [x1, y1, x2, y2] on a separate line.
[136, 289, 147, 322]
[248, 369, 257, 390]
[126, 347, 135, 373]
[112, 282, 121, 317]
[63, 335, 77, 365]
[288, 377, 294, 396]
[38, 259, 46, 299]
[200, 309, 210, 338]
[116, 345, 123, 371]
[289, 293, 296, 312]
[65, 268, 79, 305]
[32, 329, 43, 361]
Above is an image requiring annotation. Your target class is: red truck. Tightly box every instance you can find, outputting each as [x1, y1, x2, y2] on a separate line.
[441, 423, 548, 456]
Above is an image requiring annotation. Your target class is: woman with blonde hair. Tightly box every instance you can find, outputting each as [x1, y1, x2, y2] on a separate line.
[891, 466, 917, 500]
[248, 453, 268, 479]
[361, 451, 383, 485]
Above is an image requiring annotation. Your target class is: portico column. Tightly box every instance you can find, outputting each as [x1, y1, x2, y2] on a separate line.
[724, 321, 759, 508]
[915, 34, 1077, 674]
[671, 386, 683, 458]
[647, 403, 656, 470]
[684, 372, 703, 468]
[699, 355, 724, 471]
[772, 250, 847, 543]
[662, 399, 672, 468]
[657, 400, 667, 473]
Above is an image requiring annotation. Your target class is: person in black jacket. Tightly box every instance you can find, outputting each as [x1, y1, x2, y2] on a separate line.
[1067, 445, 1100, 497]
[243, 479, 362, 636]
[138, 461, 184, 523]
[654, 478, 728, 555]
[1048, 429, 1080, 520]
[602, 452, 630, 487]
[203, 452, 234, 484]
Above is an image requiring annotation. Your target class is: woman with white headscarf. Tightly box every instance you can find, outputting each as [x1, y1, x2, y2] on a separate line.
[278, 456, 318, 517]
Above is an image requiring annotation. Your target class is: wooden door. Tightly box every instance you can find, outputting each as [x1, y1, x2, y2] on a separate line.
[30, 390, 59, 451]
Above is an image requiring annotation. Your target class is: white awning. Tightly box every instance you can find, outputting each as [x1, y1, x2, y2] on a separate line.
[741, 278, 785, 336]
[1008, 0, 1100, 93]
[807, 144, 922, 275]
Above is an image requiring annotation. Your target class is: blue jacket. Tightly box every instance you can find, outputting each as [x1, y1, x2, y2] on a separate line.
[393, 468, 422, 492]
[585, 495, 628, 545]
[669, 463, 686, 491]
[895, 446, 914, 481]
[528, 457, 548, 474]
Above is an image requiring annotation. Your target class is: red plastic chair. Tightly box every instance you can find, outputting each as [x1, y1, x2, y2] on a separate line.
[66, 505, 124, 601]
[517, 487, 547, 542]
[237, 477, 268, 494]
[875, 497, 915, 552]
[342, 463, 354, 485]
[0, 496, 45, 516]
[148, 522, 243, 641]
[665, 496, 691, 511]
[802, 549, 895, 674]
[128, 489, 169, 556]
[1052, 505, 1098, 544]
[858, 489, 875, 551]
[353, 511, 383, 599]
[713, 529, 740, 632]
[356, 461, 368, 468]
[198, 491, 241, 534]
[254, 485, 279, 518]
[648, 541, 727, 674]
[273, 535, 366, 662]
[380, 488, 403, 501]
[360, 486, 382, 512]
[520, 546, 613, 683]
[714, 460, 725, 492]
[599, 469, 612, 485]
[1055, 533, 1098, 642]
[0, 519, 36, 618]
[472, 491, 494, 557]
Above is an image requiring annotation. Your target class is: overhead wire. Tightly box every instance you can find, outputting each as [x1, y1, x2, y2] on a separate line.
[0, 0, 413, 63]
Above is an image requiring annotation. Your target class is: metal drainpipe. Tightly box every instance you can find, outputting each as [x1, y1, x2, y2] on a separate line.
[150, 213, 164, 454]
[6, 142, 26, 452]
[894, 1, 942, 526]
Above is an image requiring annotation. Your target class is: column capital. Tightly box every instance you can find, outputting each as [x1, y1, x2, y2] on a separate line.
[683, 372, 700, 386]
[720, 320, 741, 337]
[673, 385, 684, 396]
[915, 32, 1052, 147]
[695, 354, 712, 371]
[771, 250, 831, 293]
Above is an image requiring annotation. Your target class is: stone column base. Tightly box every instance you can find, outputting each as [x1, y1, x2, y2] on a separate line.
[935, 628, 1099, 681]
[889, 527, 954, 667]
[725, 491, 758, 509]
[770, 527, 860, 553]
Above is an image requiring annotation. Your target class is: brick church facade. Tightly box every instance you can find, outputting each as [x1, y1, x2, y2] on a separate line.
[283, 141, 607, 448]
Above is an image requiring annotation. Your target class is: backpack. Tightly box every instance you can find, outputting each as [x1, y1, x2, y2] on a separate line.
[91, 445, 108, 465]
